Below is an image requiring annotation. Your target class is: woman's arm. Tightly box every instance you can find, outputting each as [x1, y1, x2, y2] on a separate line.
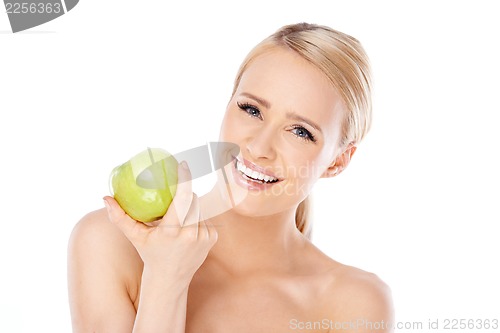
[68, 162, 217, 333]
[68, 209, 139, 332]
[133, 267, 190, 332]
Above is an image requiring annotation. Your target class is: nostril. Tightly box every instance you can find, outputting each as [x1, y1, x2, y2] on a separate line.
[245, 138, 276, 161]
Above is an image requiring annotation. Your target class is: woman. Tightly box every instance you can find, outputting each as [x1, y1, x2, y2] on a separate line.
[68, 22, 394, 332]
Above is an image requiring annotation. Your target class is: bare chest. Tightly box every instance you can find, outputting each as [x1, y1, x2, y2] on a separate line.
[185, 274, 331, 333]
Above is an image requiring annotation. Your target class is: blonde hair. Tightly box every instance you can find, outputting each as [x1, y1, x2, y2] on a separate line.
[231, 23, 373, 239]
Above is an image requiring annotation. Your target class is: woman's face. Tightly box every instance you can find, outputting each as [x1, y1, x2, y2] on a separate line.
[217, 47, 347, 217]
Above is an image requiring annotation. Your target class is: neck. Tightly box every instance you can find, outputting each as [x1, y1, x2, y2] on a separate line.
[199, 187, 306, 275]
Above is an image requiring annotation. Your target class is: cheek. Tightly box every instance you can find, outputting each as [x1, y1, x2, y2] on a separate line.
[219, 108, 240, 141]
[283, 156, 331, 199]
[286, 150, 326, 179]
[220, 107, 259, 145]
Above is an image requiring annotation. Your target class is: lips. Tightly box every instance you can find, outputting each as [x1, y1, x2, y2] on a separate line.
[235, 159, 278, 183]
[232, 156, 283, 185]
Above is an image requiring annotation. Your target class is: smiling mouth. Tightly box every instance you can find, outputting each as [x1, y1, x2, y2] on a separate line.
[234, 159, 280, 184]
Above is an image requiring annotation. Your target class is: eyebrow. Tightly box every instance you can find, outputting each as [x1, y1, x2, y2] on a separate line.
[285, 112, 323, 134]
[241, 92, 271, 109]
[240, 92, 323, 134]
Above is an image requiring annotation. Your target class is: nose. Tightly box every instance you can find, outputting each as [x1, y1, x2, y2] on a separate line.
[245, 124, 277, 161]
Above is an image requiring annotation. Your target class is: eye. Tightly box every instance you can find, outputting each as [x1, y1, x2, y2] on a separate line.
[237, 102, 262, 120]
[291, 125, 316, 143]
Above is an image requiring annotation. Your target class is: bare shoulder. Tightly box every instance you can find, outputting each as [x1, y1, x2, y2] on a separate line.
[324, 263, 394, 332]
[68, 207, 143, 292]
[330, 264, 392, 307]
[69, 208, 136, 257]
[301, 241, 391, 299]
[68, 208, 142, 332]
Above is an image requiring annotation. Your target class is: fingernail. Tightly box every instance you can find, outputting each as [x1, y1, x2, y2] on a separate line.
[103, 198, 111, 211]
[180, 161, 188, 170]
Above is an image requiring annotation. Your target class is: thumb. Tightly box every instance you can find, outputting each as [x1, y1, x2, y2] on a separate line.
[103, 196, 148, 241]
[162, 161, 194, 227]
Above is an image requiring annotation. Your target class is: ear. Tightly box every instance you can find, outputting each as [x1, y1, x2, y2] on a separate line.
[321, 143, 357, 178]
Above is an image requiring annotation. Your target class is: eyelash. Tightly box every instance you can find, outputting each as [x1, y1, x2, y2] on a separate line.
[237, 102, 262, 119]
[291, 125, 316, 143]
[236, 102, 317, 143]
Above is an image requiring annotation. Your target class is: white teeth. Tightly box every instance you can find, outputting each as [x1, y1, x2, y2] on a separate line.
[235, 159, 278, 183]
[243, 168, 254, 178]
[237, 161, 246, 173]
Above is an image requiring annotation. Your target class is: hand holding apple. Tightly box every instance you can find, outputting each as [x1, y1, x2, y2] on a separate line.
[104, 159, 218, 281]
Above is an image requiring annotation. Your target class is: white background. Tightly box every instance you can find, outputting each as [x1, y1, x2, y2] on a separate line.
[1, 1, 499, 332]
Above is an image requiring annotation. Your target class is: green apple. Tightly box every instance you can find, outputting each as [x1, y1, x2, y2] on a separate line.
[109, 148, 178, 223]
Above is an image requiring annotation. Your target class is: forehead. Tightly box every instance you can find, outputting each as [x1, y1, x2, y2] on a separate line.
[236, 47, 345, 137]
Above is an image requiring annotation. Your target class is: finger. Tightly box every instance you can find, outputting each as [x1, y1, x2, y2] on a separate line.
[195, 217, 200, 239]
[206, 220, 219, 245]
[182, 193, 200, 227]
[103, 196, 148, 241]
[163, 161, 193, 226]
[199, 220, 210, 241]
